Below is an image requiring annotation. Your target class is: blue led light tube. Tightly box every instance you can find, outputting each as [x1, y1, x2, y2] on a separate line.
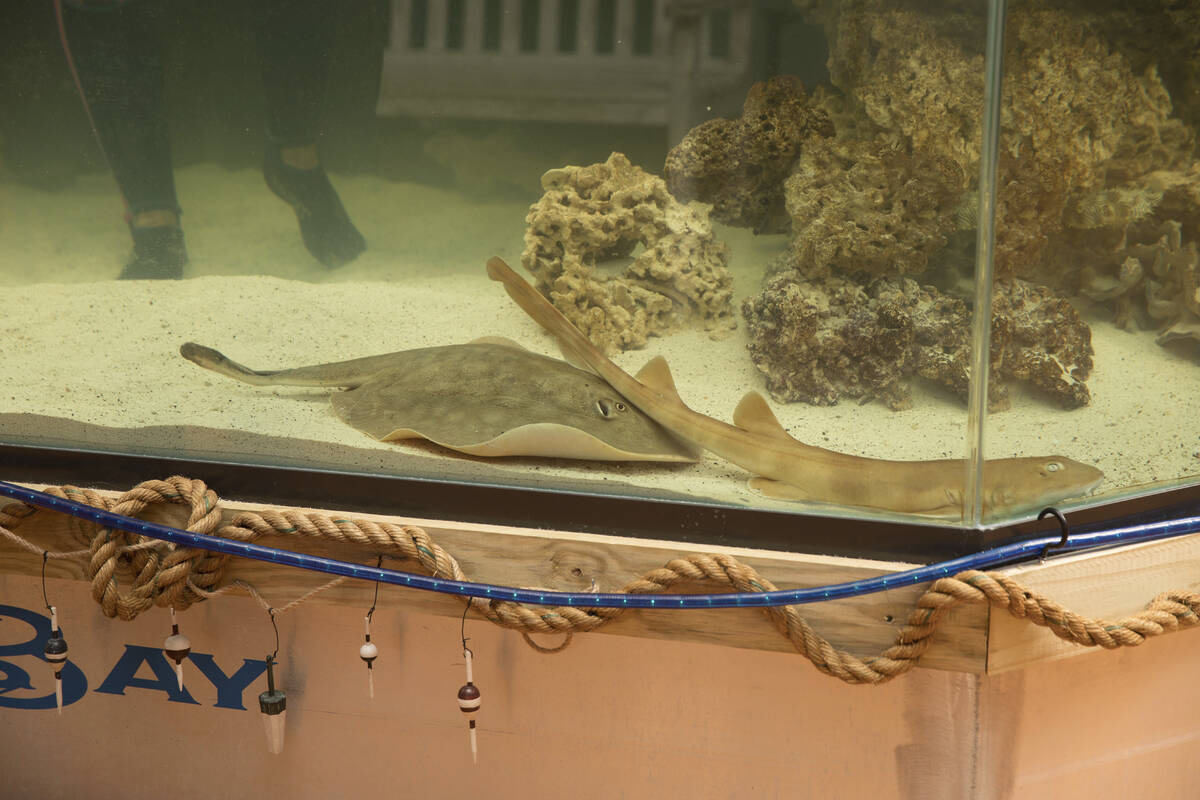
[1, 479, 1197, 609]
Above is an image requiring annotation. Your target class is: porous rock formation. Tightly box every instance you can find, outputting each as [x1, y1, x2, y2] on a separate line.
[786, 4, 1193, 283]
[1081, 219, 1200, 351]
[739, 0, 1200, 411]
[663, 75, 834, 234]
[990, 279, 1094, 410]
[522, 152, 735, 353]
[783, 134, 966, 278]
[742, 271, 1094, 411]
[741, 272, 967, 410]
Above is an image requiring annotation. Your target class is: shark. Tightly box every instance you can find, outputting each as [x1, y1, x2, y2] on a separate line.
[486, 256, 1105, 516]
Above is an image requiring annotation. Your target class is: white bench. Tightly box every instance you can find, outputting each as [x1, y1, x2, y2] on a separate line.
[376, 0, 753, 143]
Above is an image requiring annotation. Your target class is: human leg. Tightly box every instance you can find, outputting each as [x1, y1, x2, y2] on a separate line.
[256, 0, 366, 268]
[59, 0, 186, 278]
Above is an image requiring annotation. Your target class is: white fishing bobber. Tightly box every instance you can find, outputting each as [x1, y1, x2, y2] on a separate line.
[163, 608, 192, 691]
[359, 613, 379, 666]
[359, 614, 379, 699]
[42, 606, 69, 715]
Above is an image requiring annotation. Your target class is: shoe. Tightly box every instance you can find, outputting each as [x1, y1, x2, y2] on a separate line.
[263, 145, 366, 268]
[120, 224, 187, 280]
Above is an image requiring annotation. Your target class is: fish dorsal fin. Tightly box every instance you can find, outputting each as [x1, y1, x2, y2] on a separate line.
[469, 335, 529, 350]
[635, 355, 683, 402]
[733, 391, 792, 439]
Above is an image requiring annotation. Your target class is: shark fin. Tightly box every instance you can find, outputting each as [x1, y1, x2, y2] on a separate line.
[733, 391, 792, 439]
[635, 356, 683, 401]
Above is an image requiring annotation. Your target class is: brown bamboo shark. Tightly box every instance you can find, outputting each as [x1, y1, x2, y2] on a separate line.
[486, 256, 1105, 516]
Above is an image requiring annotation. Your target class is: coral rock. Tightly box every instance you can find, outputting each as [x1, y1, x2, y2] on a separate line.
[783, 135, 965, 279]
[663, 76, 833, 234]
[1083, 220, 1200, 345]
[522, 152, 735, 353]
[742, 271, 1094, 411]
[991, 280, 1094, 410]
[793, 2, 1195, 282]
[838, 8, 985, 181]
[741, 272, 969, 410]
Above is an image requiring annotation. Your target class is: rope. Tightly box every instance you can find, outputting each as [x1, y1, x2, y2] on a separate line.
[2, 476, 1198, 684]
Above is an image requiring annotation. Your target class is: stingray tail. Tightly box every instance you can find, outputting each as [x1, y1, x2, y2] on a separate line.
[486, 257, 611, 375]
[179, 342, 288, 385]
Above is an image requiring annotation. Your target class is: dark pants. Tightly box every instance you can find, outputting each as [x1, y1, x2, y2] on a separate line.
[62, 0, 336, 216]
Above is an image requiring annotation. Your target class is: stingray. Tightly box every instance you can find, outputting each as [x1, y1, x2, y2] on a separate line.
[179, 339, 700, 462]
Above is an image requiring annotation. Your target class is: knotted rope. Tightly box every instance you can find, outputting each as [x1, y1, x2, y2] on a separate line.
[2, 476, 1197, 684]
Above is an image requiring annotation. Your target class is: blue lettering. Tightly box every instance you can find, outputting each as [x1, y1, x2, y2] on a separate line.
[0, 604, 89, 710]
[95, 645, 200, 705]
[188, 653, 267, 710]
[2, 605, 266, 712]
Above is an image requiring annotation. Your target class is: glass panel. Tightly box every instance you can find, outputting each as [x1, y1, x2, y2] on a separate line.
[981, 0, 1200, 524]
[10, 0, 1161, 538]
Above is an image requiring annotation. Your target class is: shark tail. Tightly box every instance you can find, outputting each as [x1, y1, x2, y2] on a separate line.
[485, 256, 609, 376]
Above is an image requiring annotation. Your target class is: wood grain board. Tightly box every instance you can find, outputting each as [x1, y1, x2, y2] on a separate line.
[3, 481, 1197, 674]
[986, 531, 1200, 672]
[0, 483, 985, 673]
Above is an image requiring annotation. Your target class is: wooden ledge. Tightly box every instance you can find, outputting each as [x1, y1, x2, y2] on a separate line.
[2, 482, 1197, 674]
[985, 532, 1200, 672]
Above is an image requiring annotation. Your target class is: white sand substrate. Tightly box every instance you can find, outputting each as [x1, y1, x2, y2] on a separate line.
[1, 164, 1197, 526]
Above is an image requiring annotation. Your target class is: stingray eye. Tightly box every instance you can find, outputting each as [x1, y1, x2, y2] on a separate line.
[615, 401, 628, 413]
[1045, 461, 1062, 473]
[595, 399, 613, 418]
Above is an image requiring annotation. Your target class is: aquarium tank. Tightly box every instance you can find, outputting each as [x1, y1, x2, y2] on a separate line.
[0, 0, 1196, 548]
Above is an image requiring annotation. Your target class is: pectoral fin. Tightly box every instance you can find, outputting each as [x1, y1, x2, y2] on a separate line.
[748, 476, 812, 500]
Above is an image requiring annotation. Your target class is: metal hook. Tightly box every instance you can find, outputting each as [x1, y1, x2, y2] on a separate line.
[1038, 507, 1071, 560]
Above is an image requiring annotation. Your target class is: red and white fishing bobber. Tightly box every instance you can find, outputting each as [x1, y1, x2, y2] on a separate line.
[162, 607, 192, 691]
[457, 647, 482, 764]
[42, 606, 69, 715]
[359, 613, 379, 699]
